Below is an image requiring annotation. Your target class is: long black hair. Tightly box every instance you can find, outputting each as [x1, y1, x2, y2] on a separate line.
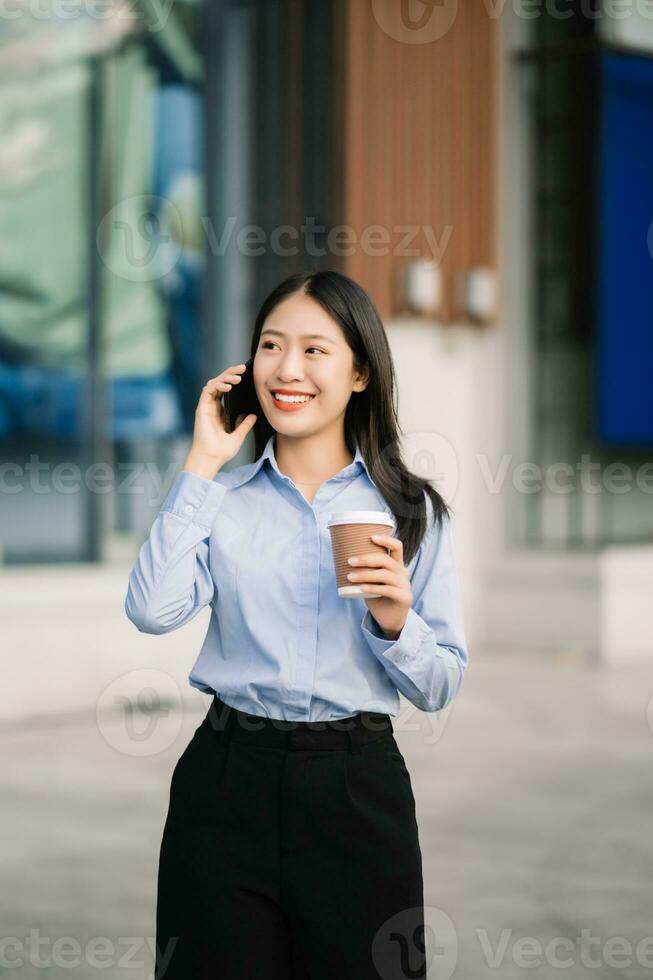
[248, 269, 452, 565]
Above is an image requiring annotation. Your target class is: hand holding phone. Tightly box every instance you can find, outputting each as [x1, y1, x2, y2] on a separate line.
[183, 362, 258, 478]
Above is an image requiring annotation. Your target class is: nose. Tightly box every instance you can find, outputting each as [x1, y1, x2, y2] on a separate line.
[275, 349, 306, 383]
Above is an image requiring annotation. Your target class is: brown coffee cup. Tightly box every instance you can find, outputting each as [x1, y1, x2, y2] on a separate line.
[326, 510, 395, 598]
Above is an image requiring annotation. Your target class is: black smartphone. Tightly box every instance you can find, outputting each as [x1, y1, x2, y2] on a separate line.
[222, 356, 259, 432]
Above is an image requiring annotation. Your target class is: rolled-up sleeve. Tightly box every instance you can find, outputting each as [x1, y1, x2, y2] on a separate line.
[124, 470, 228, 635]
[360, 511, 468, 712]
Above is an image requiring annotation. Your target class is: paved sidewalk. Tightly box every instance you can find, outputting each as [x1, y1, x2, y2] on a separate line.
[3, 652, 653, 979]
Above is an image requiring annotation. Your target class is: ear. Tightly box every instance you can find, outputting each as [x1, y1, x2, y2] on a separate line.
[353, 366, 370, 393]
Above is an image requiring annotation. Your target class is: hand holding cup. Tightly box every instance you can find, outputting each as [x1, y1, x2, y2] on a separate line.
[327, 511, 412, 639]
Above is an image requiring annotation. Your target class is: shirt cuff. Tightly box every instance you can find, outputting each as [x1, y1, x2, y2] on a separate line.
[360, 606, 432, 669]
[160, 470, 229, 529]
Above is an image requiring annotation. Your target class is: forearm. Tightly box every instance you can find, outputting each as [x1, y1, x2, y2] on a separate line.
[125, 470, 228, 634]
[361, 607, 467, 712]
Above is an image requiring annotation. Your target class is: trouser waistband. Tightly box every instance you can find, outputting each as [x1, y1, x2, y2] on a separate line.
[202, 694, 394, 754]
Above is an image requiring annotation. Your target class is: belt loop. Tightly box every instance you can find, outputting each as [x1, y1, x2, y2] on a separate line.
[208, 696, 237, 737]
[346, 727, 361, 755]
[224, 703, 238, 739]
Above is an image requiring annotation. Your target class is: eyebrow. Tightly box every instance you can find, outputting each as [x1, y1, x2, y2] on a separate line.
[260, 329, 335, 344]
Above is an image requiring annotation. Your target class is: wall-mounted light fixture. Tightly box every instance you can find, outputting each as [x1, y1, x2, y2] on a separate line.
[403, 259, 443, 317]
[460, 266, 498, 324]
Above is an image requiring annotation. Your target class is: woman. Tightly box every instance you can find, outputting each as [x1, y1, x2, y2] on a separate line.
[125, 269, 468, 979]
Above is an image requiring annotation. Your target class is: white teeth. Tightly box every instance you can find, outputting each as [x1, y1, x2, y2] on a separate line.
[273, 393, 314, 404]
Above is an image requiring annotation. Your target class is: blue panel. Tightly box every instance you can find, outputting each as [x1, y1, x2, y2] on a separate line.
[596, 49, 653, 446]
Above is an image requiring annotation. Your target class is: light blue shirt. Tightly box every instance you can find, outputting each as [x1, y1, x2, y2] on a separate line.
[124, 434, 468, 721]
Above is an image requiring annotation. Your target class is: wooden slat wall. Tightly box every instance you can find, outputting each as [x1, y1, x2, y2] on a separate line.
[339, 0, 499, 322]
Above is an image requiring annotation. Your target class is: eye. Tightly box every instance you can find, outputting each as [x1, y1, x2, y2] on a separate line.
[260, 341, 324, 354]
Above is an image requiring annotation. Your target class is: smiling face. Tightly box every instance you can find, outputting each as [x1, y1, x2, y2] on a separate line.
[253, 291, 368, 437]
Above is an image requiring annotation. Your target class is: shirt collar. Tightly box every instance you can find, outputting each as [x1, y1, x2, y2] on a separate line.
[227, 434, 371, 489]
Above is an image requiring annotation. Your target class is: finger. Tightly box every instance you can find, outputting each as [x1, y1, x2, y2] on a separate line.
[200, 380, 236, 400]
[359, 584, 406, 600]
[347, 568, 399, 586]
[234, 413, 257, 430]
[203, 366, 247, 386]
[370, 533, 402, 556]
[204, 375, 241, 390]
[197, 386, 228, 409]
[349, 552, 396, 569]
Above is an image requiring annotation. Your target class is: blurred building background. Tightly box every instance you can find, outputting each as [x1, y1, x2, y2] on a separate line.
[2, 2, 653, 977]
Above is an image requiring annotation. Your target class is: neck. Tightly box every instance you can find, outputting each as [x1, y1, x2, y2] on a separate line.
[273, 430, 354, 488]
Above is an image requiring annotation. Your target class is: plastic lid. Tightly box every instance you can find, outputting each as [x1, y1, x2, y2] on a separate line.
[326, 510, 394, 528]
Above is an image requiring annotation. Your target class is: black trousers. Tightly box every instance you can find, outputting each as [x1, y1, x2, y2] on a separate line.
[155, 695, 426, 979]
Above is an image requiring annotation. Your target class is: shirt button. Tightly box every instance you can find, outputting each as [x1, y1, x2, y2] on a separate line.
[184, 504, 193, 515]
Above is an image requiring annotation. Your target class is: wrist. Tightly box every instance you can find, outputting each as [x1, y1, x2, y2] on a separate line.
[381, 615, 408, 641]
[182, 450, 225, 481]
[383, 628, 401, 641]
